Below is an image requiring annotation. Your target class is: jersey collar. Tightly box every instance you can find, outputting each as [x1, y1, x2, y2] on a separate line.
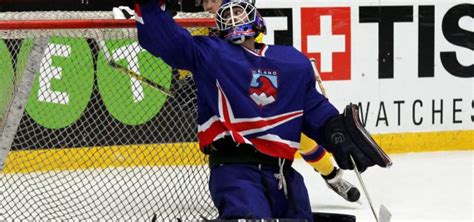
[241, 43, 268, 57]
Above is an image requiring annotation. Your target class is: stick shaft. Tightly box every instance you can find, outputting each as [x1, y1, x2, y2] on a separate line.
[351, 156, 379, 222]
[97, 40, 174, 97]
[309, 58, 327, 96]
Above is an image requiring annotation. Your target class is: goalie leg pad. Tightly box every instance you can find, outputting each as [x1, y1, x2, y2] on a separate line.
[323, 104, 392, 172]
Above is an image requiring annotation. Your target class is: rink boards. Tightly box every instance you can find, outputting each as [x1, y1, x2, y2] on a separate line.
[3, 129, 472, 174]
[1, 0, 472, 173]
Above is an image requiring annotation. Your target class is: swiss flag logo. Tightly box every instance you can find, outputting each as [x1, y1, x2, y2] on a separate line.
[301, 7, 351, 81]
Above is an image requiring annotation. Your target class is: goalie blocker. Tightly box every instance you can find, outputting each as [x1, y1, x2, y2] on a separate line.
[322, 104, 392, 172]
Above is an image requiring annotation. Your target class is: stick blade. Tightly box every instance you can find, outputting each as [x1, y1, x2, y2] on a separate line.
[379, 204, 392, 222]
[313, 212, 356, 222]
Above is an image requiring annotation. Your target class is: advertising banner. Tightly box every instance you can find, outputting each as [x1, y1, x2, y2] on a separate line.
[257, 0, 472, 151]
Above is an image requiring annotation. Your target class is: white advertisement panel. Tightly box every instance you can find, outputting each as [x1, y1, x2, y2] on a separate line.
[255, 0, 472, 137]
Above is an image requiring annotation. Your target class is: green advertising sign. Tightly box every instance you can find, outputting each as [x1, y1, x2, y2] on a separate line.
[0, 41, 15, 118]
[96, 40, 172, 126]
[9, 39, 190, 150]
[25, 37, 94, 129]
[17, 38, 173, 129]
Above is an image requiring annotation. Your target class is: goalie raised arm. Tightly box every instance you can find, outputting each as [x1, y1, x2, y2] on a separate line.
[134, 0, 218, 73]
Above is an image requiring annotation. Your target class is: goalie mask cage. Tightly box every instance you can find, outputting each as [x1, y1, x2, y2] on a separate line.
[0, 11, 217, 221]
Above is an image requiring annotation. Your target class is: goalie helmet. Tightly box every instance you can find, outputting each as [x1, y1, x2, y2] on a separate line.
[222, 0, 256, 4]
[197, 0, 256, 6]
[215, 0, 265, 44]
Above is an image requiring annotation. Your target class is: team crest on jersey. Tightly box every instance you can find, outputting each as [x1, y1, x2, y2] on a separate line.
[249, 69, 279, 106]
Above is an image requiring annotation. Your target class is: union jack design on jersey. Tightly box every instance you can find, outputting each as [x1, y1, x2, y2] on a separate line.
[198, 81, 302, 159]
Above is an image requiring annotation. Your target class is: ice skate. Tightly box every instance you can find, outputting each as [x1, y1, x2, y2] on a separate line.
[325, 168, 361, 202]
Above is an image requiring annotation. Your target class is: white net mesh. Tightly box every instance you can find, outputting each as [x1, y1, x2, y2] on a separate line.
[0, 11, 216, 220]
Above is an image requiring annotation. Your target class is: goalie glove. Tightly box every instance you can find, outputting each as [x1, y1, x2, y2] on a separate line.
[135, 0, 179, 16]
[323, 104, 392, 172]
[113, 6, 135, 19]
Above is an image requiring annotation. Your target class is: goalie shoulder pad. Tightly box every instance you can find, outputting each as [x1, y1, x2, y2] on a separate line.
[323, 104, 392, 172]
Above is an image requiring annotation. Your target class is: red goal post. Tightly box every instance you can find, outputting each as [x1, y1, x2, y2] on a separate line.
[0, 18, 216, 30]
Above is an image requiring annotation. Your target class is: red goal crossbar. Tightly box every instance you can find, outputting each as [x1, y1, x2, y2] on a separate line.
[0, 18, 216, 30]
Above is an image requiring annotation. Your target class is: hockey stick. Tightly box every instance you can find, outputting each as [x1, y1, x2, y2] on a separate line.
[309, 58, 391, 222]
[350, 156, 391, 222]
[96, 40, 174, 97]
[309, 58, 327, 96]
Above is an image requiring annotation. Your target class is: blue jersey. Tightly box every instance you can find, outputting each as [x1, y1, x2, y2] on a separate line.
[135, 2, 338, 160]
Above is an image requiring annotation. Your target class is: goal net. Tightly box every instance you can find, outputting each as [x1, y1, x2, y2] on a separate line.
[0, 11, 217, 220]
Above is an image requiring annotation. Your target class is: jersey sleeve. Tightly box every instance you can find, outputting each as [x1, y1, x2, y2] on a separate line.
[134, 1, 210, 73]
[301, 62, 339, 145]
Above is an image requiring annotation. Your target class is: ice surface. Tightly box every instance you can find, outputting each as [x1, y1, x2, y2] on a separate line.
[293, 151, 474, 222]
